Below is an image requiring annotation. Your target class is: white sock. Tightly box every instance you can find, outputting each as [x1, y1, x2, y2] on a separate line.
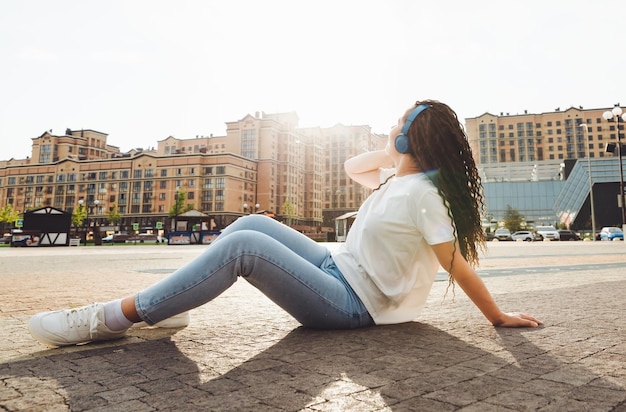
[103, 299, 134, 331]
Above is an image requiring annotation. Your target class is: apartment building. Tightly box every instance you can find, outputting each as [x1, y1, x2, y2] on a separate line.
[300, 124, 383, 230]
[466, 106, 623, 166]
[466, 106, 625, 229]
[0, 112, 381, 239]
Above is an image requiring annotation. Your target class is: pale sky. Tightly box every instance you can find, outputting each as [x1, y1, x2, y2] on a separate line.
[1, 0, 624, 160]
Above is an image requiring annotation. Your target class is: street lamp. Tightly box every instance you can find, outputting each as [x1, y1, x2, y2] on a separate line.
[579, 124, 596, 240]
[243, 202, 261, 215]
[602, 106, 626, 234]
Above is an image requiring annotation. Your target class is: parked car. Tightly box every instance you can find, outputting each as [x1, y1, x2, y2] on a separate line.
[535, 225, 559, 241]
[511, 231, 539, 242]
[599, 226, 624, 241]
[557, 230, 581, 241]
[102, 234, 131, 243]
[484, 231, 495, 241]
[494, 228, 512, 241]
[0, 235, 11, 244]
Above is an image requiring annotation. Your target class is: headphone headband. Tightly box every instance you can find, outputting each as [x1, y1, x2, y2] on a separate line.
[394, 104, 432, 154]
[401, 104, 431, 135]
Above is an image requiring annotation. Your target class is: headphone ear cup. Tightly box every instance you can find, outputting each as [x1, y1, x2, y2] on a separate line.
[395, 134, 410, 154]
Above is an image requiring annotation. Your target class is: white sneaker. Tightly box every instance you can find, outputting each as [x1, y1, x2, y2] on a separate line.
[134, 311, 190, 329]
[28, 303, 128, 347]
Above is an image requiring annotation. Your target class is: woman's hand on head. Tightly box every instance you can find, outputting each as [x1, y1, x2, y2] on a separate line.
[492, 312, 543, 328]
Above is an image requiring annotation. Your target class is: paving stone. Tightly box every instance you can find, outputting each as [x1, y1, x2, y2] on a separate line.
[1, 242, 625, 410]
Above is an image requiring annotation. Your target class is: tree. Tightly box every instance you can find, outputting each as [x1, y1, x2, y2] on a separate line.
[107, 204, 122, 225]
[72, 204, 87, 228]
[169, 190, 187, 218]
[72, 203, 88, 241]
[0, 204, 20, 234]
[0, 204, 20, 223]
[503, 205, 524, 232]
[282, 198, 296, 227]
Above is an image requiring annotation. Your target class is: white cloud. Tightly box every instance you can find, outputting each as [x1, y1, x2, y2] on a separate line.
[89, 50, 143, 64]
[16, 47, 57, 61]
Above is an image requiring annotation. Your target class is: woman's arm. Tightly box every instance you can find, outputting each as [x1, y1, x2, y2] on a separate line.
[344, 150, 395, 189]
[431, 241, 542, 328]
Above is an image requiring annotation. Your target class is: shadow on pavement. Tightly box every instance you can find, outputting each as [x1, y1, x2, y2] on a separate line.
[2, 324, 625, 410]
[2, 280, 626, 411]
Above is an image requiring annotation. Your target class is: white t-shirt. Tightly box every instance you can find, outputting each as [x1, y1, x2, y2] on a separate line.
[332, 172, 455, 324]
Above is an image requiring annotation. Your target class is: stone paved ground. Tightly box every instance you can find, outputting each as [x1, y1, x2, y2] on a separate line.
[1, 241, 625, 411]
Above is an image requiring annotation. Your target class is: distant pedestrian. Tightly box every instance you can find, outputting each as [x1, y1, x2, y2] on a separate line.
[29, 100, 542, 347]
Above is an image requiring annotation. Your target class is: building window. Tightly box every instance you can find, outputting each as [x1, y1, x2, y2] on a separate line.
[39, 144, 52, 163]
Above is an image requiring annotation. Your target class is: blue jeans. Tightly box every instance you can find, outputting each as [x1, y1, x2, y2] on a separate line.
[135, 215, 374, 329]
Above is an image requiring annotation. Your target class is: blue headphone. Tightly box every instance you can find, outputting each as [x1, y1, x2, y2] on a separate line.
[394, 104, 431, 154]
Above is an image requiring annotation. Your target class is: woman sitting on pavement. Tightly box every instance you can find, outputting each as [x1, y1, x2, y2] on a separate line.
[28, 100, 542, 347]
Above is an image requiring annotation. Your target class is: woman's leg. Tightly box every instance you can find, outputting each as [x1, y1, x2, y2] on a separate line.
[215, 215, 329, 266]
[136, 229, 373, 329]
[123, 215, 326, 324]
[29, 218, 372, 346]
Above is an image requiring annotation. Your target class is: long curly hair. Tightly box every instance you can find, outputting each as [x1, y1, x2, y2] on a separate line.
[404, 99, 485, 267]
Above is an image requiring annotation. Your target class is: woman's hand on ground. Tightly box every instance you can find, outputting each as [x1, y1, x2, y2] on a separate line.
[493, 312, 543, 328]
